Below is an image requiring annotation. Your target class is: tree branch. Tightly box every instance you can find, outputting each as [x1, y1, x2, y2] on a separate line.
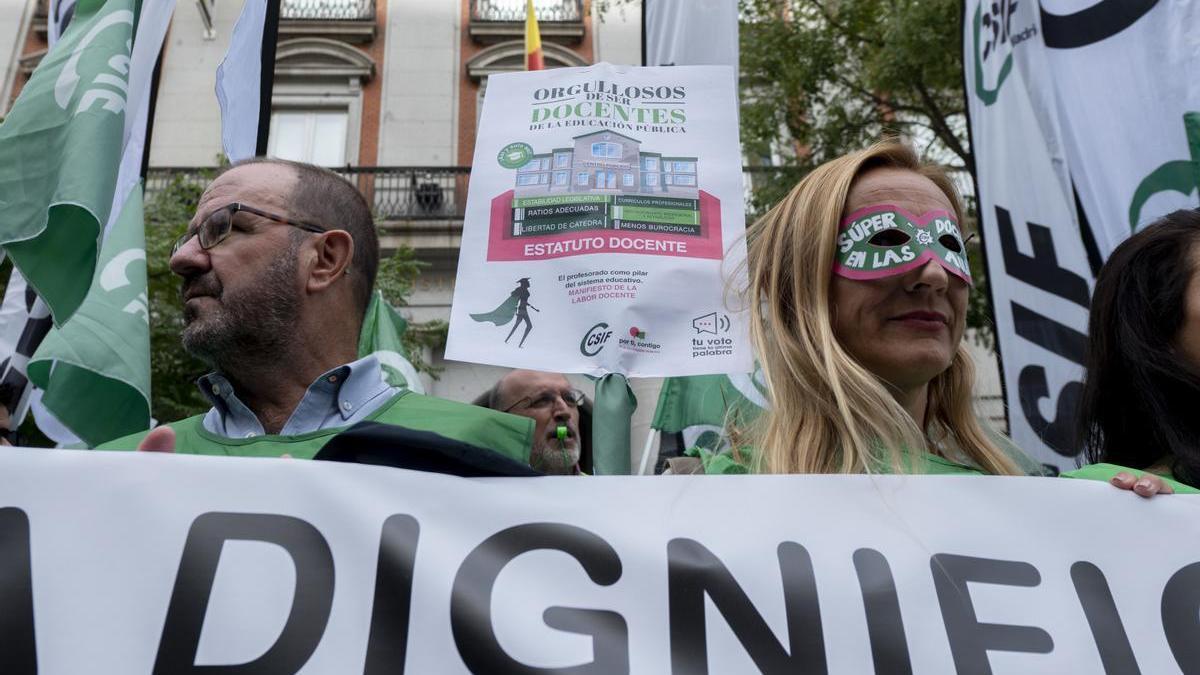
[912, 80, 972, 170]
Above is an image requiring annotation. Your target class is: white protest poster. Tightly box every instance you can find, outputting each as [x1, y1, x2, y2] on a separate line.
[964, 0, 1093, 469]
[3, 449, 1200, 672]
[446, 63, 751, 378]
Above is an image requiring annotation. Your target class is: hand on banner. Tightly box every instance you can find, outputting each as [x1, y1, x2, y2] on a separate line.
[136, 426, 176, 453]
[1110, 471, 1174, 498]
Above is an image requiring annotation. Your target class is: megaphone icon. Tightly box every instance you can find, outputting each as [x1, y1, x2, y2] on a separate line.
[692, 312, 730, 335]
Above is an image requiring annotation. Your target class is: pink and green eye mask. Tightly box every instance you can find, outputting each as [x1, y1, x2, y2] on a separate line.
[833, 205, 972, 285]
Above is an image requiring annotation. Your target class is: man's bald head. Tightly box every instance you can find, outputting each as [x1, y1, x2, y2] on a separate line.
[217, 158, 379, 318]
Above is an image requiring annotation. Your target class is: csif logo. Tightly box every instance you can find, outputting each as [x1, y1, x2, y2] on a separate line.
[55, 6, 136, 116]
[99, 247, 148, 323]
[971, 0, 1036, 106]
[580, 322, 612, 357]
[1129, 112, 1200, 232]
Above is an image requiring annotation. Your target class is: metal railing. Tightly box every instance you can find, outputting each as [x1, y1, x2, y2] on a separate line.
[145, 167, 470, 221]
[280, 0, 375, 21]
[145, 165, 804, 222]
[470, 0, 583, 22]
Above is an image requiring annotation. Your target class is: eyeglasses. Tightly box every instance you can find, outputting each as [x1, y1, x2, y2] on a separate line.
[172, 202, 328, 255]
[504, 388, 586, 413]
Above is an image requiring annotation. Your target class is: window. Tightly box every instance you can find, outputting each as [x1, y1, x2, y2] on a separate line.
[674, 161, 696, 172]
[622, 172, 634, 187]
[643, 173, 659, 186]
[517, 174, 539, 186]
[268, 110, 348, 166]
[555, 153, 570, 168]
[541, 158, 551, 170]
[595, 170, 616, 188]
[664, 174, 673, 186]
[539, 173, 550, 184]
[591, 142, 621, 158]
[522, 158, 541, 171]
[642, 156, 658, 171]
[673, 174, 696, 186]
[577, 172, 589, 186]
[554, 171, 568, 185]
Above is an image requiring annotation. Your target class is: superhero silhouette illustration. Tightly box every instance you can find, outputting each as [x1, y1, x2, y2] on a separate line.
[470, 278, 540, 347]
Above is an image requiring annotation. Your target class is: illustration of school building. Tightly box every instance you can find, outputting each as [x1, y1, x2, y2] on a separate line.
[514, 129, 698, 198]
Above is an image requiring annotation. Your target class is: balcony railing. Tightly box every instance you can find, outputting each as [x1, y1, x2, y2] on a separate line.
[145, 165, 798, 223]
[281, 0, 375, 21]
[145, 167, 470, 222]
[470, 0, 582, 23]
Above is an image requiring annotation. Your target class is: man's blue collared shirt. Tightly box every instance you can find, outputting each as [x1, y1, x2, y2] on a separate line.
[197, 354, 400, 438]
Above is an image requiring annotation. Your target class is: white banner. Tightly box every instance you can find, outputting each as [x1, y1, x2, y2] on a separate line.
[1040, 0, 1200, 257]
[2, 449, 1199, 673]
[965, 0, 1200, 469]
[643, 0, 738, 70]
[964, 0, 1095, 469]
[446, 64, 751, 377]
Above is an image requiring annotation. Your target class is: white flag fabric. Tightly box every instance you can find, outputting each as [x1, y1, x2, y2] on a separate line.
[47, 0, 78, 46]
[962, 0, 1200, 469]
[643, 0, 738, 70]
[1, 449, 1198, 672]
[1041, 2, 1200, 256]
[216, 0, 269, 162]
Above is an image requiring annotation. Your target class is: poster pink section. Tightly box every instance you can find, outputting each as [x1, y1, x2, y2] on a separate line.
[485, 190, 725, 261]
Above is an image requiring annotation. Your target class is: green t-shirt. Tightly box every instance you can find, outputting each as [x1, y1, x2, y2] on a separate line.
[1061, 462, 1199, 494]
[97, 390, 534, 464]
[687, 444, 986, 475]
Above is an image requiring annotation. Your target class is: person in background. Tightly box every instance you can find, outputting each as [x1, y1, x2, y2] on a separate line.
[1068, 209, 1200, 495]
[101, 158, 533, 461]
[0, 382, 15, 446]
[739, 140, 1033, 476]
[475, 369, 591, 474]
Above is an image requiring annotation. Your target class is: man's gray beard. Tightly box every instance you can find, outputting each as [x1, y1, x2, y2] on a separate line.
[181, 248, 302, 373]
[531, 438, 580, 474]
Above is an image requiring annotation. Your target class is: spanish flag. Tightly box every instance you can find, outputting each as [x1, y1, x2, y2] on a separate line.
[525, 0, 544, 70]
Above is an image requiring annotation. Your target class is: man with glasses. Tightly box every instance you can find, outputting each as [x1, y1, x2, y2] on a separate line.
[474, 370, 590, 475]
[102, 159, 534, 462]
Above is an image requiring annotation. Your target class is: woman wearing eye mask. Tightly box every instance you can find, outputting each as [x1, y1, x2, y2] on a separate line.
[1065, 210, 1200, 495]
[742, 141, 1031, 475]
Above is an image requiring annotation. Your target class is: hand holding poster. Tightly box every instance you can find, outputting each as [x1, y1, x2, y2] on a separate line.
[446, 63, 751, 378]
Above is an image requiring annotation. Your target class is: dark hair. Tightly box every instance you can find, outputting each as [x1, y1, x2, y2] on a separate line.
[1077, 209, 1200, 485]
[223, 158, 379, 318]
[471, 383, 505, 411]
[0, 381, 15, 410]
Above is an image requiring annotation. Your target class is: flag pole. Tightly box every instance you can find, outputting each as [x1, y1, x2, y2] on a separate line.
[255, 0, 282, 157]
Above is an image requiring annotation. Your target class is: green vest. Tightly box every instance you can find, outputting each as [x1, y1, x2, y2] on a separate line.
[97, 391, 534, 464]
[1061, 462, 1199, 494]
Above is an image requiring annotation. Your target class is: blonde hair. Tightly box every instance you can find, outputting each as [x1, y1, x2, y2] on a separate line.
[744, 141, 1021, 476]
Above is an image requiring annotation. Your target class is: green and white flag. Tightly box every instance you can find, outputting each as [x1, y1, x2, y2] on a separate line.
[0, 0, 140, 326]
[4, 0, 175, 446]
[358, 290, 425, 394]
[651, 368, 767, 458]
[27, 183, 151, 447]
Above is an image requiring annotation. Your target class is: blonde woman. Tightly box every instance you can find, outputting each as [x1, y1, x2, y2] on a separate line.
[744, 141, 1027, 476]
